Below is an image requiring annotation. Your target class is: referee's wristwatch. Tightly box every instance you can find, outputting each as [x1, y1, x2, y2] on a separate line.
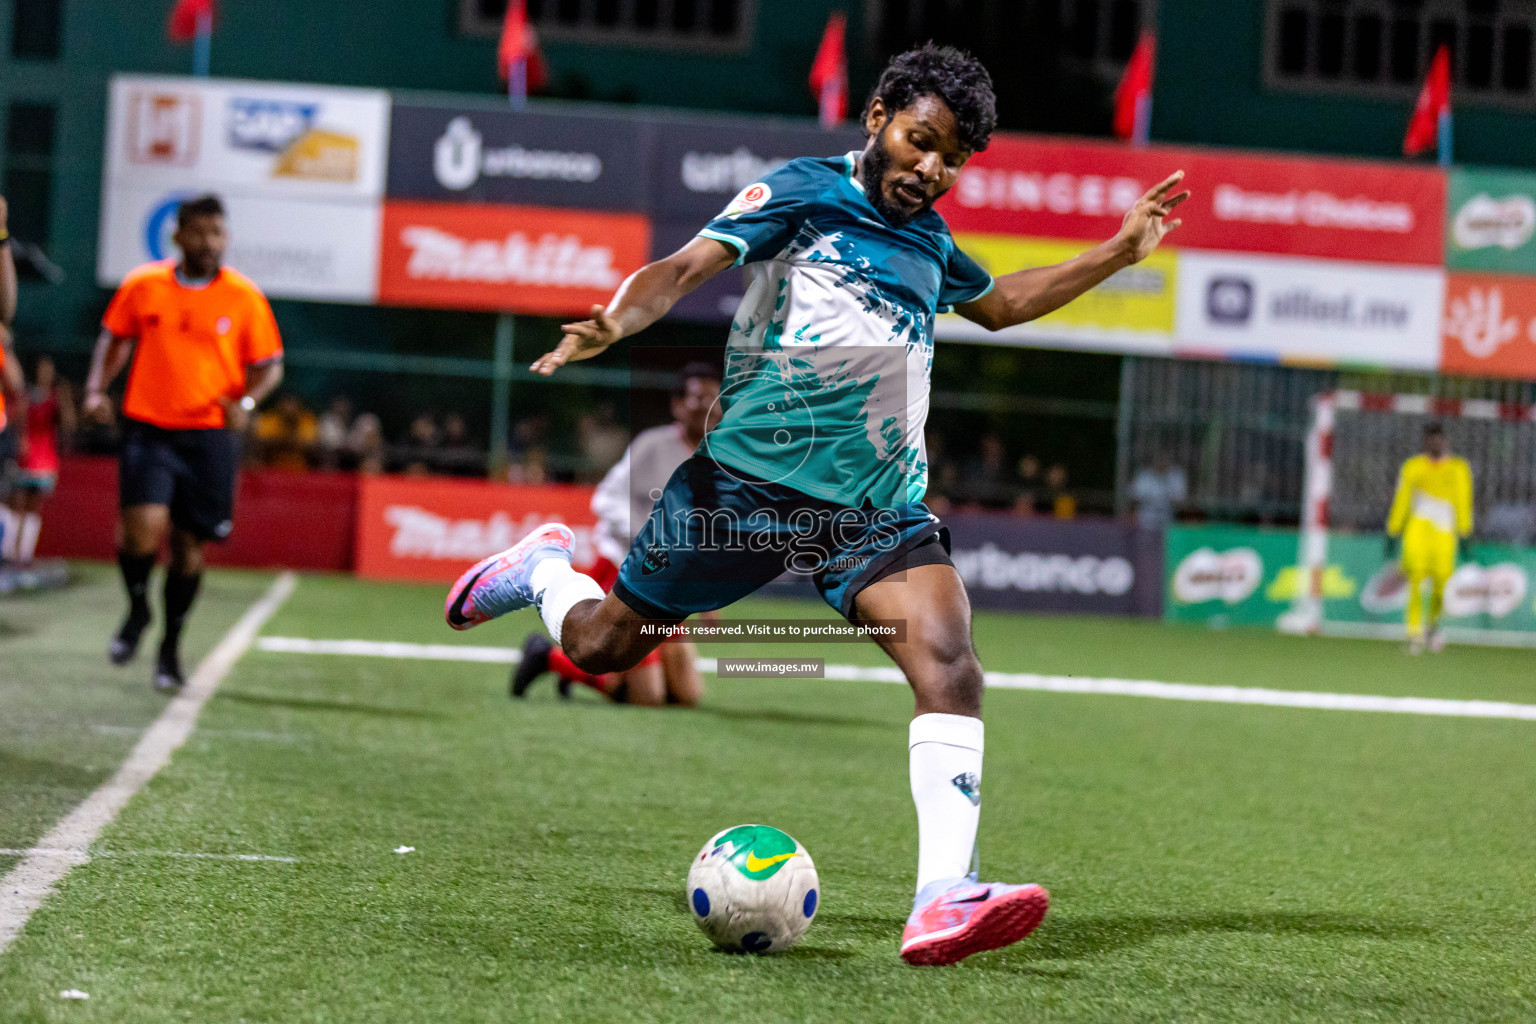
[238, 395, 256, 413]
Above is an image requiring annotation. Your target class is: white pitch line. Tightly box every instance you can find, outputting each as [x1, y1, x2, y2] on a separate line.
[0, 849, 296, 864]
[0, 572, 298, 958]
[255, 636, 522, 663]
[254, 635, 1536, 723]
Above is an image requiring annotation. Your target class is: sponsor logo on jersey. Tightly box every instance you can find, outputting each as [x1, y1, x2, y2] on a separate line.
[720, 181, 772, 220]
[641, 544, 671, 575]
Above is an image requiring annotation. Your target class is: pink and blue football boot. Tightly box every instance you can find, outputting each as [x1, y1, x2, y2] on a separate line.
[899, 877, 1050, 966]
[444, 523, 576, 630]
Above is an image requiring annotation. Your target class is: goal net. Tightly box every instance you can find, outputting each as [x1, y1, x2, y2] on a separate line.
[1281, 390, 1536, 646]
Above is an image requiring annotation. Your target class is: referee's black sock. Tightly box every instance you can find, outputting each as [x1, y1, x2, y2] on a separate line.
[117, 549, 155, 625]
[161, 571, 203, 661]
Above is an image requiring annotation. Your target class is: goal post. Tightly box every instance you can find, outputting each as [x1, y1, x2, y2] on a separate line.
[1280, 390, 1536, 646]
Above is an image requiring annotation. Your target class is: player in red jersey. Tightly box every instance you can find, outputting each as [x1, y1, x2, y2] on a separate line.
[4, 355, 73, 563]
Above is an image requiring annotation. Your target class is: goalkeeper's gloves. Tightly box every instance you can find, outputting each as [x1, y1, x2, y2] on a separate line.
[1383, 535, 1400, 560]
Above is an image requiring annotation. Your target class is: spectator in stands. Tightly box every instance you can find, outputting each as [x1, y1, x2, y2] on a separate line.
[397, 412, 442, 476]
[433, 412, 484, 476]
[315, 396, 353, 470]
[576, 401, 628, 482]
[1014, 453, 1042, 516]
[958, 433, 1015, 510]
[253, 393, 318, 471]
[1046, 463, 1076, 519]
[1131, 454, 1187, 528]
[507, 413, 549, 485]
[347, 413, 386, 474]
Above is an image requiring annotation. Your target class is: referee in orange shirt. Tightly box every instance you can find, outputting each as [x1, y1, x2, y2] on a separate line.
[83, 195, 283, 692]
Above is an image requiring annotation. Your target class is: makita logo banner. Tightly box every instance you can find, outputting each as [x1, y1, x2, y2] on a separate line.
[944, 515, 1163, 616]
[386, 103, 645, 210]
[356, 476, 598, 582]
[377, 200, 650, 315]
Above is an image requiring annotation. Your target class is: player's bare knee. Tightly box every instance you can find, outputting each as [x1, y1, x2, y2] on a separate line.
[916, 640, 984, 715]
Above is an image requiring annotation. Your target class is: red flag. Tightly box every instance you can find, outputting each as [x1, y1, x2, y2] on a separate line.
[809, 12, 848, 127]
[498, 0, 548, 90]
[1404, 44, 1452, 157]
[1113, 32, 1155, 144]
[167, 0, 215, 43]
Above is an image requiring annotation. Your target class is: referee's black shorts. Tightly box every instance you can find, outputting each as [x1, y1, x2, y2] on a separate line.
[119, 417, 241, 542]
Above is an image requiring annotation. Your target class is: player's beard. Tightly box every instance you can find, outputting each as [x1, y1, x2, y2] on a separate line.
[861, 129, 937, 228]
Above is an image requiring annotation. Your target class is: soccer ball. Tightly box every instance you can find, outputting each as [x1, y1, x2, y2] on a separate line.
[686, 824, 819, 954]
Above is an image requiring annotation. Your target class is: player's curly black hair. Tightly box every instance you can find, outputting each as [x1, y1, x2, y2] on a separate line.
[862, 43, 997, 153]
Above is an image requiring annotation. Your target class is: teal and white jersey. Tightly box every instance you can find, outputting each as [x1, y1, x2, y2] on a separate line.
[696, 152, 993, 509]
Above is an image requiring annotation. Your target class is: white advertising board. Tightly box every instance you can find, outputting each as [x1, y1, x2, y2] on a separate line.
[1173, 250, 1445, 369]
[97, 187, 381, 303]
[105, 74, 391, 200]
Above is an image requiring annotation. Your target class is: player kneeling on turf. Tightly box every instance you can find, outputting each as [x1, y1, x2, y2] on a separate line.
[445, 44, 1188, 965]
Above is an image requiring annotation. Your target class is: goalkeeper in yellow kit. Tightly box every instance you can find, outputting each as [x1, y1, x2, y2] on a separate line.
[1385, 423, 1473, 654]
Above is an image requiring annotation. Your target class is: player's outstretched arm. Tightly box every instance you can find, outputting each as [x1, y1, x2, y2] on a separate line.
[531, 237, 737, 376]
[956, 171, 1189, 332]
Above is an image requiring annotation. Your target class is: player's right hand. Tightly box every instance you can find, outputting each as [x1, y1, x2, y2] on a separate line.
[532, 305, 622, 377]
[82, 390, 114, 425]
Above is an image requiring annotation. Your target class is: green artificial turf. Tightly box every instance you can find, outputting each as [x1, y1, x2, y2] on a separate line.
[1, 569, 1534, 1022]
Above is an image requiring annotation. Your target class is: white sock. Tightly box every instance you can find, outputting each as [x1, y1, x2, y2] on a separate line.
[910, 713, 984, 896]
[530, 557, 604, 645]
[0, 508, 16, 561]
[19, 513, 40, 562]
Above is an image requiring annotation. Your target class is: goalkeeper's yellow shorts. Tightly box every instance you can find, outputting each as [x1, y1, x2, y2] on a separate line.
[1400, 521, 1456, 581]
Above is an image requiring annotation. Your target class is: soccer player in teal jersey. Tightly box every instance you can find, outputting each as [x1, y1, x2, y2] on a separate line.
[446, 45, 1188, 965]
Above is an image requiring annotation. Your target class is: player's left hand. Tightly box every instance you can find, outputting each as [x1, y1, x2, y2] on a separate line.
[1115, 171, 1189, 264]
[218, 396, 251, 433]
[533, 305, 623, 377]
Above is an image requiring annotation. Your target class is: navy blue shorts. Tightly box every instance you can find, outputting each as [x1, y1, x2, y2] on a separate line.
[119, 418, 241, 542]
[612, 455, 951, 621]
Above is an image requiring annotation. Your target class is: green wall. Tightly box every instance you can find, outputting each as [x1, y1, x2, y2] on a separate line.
[1155, 0, 1536, 167]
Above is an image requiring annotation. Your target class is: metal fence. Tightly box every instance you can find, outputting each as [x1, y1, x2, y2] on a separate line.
[1116, 356, 1536, 526]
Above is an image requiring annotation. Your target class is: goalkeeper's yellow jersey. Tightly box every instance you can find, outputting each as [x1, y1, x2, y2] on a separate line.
[1387, 454, 1473, 538]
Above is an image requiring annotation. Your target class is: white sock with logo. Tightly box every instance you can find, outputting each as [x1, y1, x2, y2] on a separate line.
[529, 556, 604, 645]
[910, 712, 984, 897]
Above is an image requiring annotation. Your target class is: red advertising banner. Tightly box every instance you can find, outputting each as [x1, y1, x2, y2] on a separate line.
[38, 457, 358, 570]
[1441, 272, 1536, 380]
[938, 136, 1445, 266]
[355, 474, 599, 583]
[377, 200, 651, 315]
